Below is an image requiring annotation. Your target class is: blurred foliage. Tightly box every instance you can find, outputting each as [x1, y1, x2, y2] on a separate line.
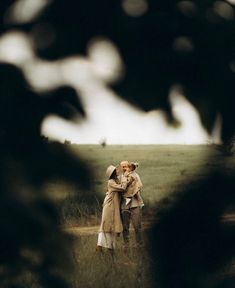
[2, 0, 234, 143]
[148, 170, 235, 288]
[0, 0, 235, 287]
[0, 63, 91, 287]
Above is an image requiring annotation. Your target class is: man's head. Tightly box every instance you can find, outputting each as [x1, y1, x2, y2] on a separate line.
[120, 160, 129, 173]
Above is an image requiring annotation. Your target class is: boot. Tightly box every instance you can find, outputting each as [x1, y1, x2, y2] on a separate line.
[96, 245, 103, 252]
[108, 248, 115, 260]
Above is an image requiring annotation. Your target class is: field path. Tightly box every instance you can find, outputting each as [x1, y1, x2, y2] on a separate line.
[65, 225, 100, 236]
[64, 213, 235, 237]
[64, 219, 154, 236]
[221, 213, 235, 223]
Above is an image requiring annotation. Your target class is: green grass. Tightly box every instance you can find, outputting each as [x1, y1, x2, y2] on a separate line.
[69, 144, 231, 203]
[42, 144, 234, 226]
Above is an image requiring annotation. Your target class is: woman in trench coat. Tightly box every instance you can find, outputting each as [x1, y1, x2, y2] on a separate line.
[96, 165, 132, 252]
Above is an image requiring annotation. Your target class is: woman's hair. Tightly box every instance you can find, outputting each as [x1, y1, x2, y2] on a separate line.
[110, 169, 117, 179]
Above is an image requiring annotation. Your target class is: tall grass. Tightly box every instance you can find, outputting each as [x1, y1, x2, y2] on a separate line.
[69, 231, 153, 288]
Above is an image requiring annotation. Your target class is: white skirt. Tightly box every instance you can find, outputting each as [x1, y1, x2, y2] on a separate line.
[97, 232, 116, 249]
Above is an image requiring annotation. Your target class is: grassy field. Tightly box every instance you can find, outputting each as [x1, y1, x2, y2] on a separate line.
[41, 144, 234, 288]
[72, 144, 214, 200]
[42, 144, 234, 226]
[71, 144, 234, 201]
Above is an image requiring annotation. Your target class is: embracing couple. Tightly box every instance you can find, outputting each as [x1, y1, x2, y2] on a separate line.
[96, 160, 144, 254]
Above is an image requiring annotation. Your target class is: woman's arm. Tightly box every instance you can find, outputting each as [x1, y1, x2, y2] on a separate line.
[108, 178, 128, 192]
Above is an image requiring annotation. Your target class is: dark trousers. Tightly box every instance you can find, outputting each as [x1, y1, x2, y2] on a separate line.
[121, 207, 142, 246]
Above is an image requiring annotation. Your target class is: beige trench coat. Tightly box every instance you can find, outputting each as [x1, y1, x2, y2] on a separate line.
[99, 178, 128, 233]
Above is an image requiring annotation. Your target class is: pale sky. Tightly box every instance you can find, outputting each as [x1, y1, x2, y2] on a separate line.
[41, 88, 220, 145]
[0, 27, 221, 145]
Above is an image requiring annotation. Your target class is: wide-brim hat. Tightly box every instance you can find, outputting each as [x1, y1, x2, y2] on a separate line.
[106, 165, 116, 179]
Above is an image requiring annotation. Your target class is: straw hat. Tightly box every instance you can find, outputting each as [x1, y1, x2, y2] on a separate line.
[106, 165, 116, 179]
